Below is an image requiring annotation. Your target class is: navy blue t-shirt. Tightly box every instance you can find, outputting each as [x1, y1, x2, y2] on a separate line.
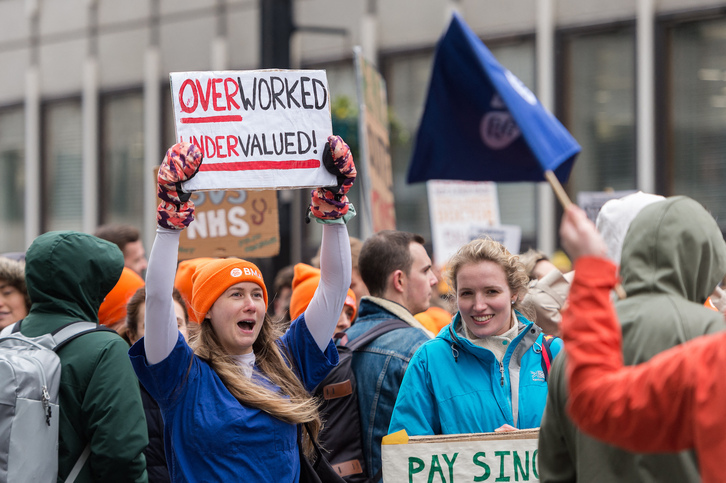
[129, 314, 338, 482]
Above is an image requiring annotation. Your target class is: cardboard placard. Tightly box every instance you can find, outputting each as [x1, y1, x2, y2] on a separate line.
[178, 189, 280, 260]
[355, 49, 396, 234]
[170, 70, 337, 191]
[382, 429, 540, 482]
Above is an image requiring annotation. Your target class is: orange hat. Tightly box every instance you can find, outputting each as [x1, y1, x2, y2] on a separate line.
[174, 257, 214, 323]
[414, 306, 452, 335]
[191, 258, 268, 321]
[98, 267, 145, 327]
[289, 263, 357, 321]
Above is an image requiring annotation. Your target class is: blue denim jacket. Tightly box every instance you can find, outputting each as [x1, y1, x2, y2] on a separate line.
[344, 297, 432, 482]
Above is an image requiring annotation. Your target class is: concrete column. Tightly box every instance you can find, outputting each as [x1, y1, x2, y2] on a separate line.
[82, 57, 99, 233]
[637, 0, 655, 193]
[24, 66, 41, 246]
[144, 47, 161, 251]
[536, 0, 557, 255]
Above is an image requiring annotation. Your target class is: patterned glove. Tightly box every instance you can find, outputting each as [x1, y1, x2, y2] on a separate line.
[308, 136, 357, 223]
[157, 142, 203, 230]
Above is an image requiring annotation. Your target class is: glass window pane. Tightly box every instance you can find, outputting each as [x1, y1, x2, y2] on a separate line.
[101, 91, 145, 230]
[43, 100, 83, 232]
[564, 29, 636, 194]
[0, 107, 25, 252]
[669, 18, 726, 230]
[385, 51, 435, 240]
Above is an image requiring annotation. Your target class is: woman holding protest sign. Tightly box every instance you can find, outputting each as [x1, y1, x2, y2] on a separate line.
[129, 136, 356, 481]
[388, 237, 563, 436]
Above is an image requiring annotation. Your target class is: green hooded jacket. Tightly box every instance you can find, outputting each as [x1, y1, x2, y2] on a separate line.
[20, 231, 148, 483]
[539, 196, 726, 482]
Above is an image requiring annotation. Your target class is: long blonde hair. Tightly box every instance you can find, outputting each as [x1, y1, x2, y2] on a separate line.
[189, 314, 321, 457]
[446, 237, 533, 320]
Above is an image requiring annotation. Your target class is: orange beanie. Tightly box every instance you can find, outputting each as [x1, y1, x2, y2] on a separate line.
[191, 258, 268, 321]
[98, 267, 145, 327]
[174, 257, 214, 323]
[289, 263, 357, 321]
[414, 306, 453, 335]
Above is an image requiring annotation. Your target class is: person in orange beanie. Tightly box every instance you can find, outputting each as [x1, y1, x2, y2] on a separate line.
[98, 266, 145, 331]
[130, 136, 358, 481]
[289, 263, 357, 334]
[174, 257, 214, 323]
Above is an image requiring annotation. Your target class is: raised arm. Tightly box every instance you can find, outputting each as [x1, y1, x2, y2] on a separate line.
[144, 143, 203, 364]
[304, 135, 356, 351]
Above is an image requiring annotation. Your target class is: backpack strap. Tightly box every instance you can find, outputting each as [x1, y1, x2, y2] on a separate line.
[65, 443, 91, 483]
[345, 319, 412, 352]
[540, 335, 555, 382]
[51, 321, 116, 352]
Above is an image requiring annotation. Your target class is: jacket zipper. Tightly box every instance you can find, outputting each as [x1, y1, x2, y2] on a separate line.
[499, 361, 505, 387]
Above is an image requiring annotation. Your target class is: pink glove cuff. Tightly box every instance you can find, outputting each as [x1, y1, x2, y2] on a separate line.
[309, 188, 350, 220]
[157, 200, 196, 230]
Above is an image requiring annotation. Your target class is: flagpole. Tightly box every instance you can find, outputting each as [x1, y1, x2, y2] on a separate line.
[544, 170, 572, 209]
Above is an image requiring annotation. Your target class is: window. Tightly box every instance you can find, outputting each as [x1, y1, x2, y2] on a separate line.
[665, 16, 726, 230]
[43, 100, 83, 232]
[561, 27, 637, 194]
[101, 91, 145, 230]
[0, 107, 25, 252]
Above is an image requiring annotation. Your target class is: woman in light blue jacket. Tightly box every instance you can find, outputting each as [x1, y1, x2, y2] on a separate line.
[389, 238, 563, 436]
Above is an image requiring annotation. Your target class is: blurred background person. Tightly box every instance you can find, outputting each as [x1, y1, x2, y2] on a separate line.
[95, 224, 148, 278]
[0, 256, 30, 329]
[123, 287, 189, 483]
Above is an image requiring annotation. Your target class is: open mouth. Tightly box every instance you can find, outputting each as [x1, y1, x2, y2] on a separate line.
[237, 321, 256, 332]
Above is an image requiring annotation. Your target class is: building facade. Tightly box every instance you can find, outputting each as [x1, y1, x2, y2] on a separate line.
[1, 0, 725, 272]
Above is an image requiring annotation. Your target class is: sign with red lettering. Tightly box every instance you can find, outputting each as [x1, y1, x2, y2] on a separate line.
[170, 70, 338, 191]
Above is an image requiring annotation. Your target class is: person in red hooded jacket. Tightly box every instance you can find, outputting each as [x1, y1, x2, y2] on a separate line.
[558, 203, 726, 483]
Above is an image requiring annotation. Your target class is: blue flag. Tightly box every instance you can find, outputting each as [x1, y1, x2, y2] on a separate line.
[407, 13, 580, 184]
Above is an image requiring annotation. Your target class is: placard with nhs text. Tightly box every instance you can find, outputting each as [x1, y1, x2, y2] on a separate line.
[170, 70, 338, 191]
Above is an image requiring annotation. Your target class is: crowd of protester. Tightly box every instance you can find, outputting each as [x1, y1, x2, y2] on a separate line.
[4, 127, 726, 483]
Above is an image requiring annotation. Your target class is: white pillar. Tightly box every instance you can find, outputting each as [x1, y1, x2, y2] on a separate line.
[637, 0, 655, 193]
[24, 65, 41, 246]
[144, 47, 161, 251]
[536, 0, 557, 255]
[211, 37, 228, 71]
[82, 57, 99, 234]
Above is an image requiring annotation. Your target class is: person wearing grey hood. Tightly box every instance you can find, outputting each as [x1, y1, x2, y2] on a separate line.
[539, 194, 726, 482]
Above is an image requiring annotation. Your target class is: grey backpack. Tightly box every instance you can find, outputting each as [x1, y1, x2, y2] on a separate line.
[0, 320, 112, 482]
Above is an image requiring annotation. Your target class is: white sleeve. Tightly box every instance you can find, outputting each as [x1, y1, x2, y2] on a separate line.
[143, 227, 182, 364]
[304, 223, 351, 351]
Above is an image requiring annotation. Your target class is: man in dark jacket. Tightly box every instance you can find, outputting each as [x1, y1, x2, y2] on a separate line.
[19, 231, 148, 482]
[345, 230, 438, 482]
[539, 196, 726, 482]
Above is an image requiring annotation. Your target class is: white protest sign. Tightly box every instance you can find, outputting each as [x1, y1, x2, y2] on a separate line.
[468, 224, 522, 255]
[382, 430, 540, 482]
[577, 190, 636, 223]
[427, 180, 500, 265]
[170, 70, 337, 191]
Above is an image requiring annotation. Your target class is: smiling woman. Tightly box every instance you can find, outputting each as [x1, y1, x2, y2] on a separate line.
[129, 137, 355, 482]
[0, 257, 30, 330]
[388, 237, 563, 436]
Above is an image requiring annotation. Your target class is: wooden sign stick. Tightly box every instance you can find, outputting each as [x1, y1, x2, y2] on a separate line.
[544, 170, 572, 209]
